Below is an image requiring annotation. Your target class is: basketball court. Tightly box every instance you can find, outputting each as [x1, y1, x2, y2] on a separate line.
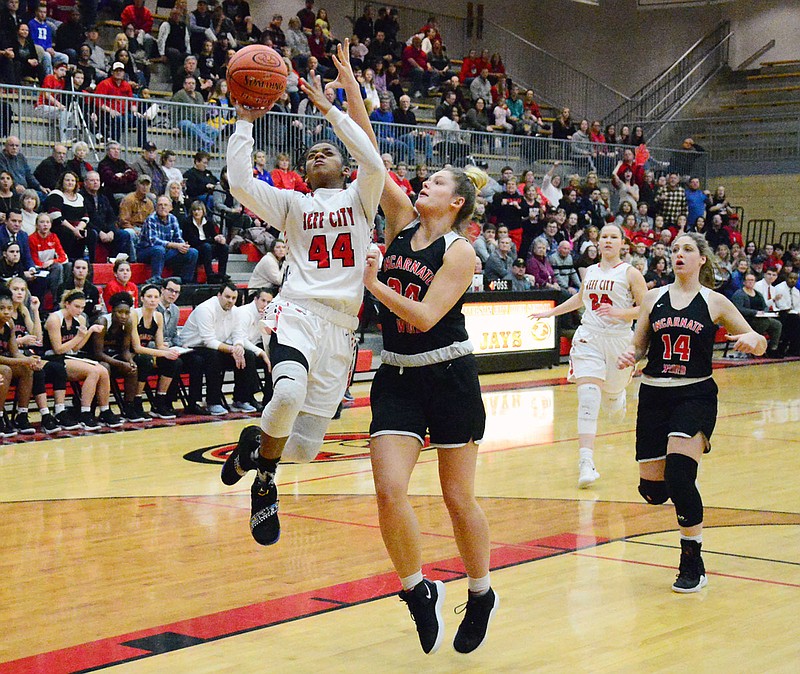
[2, 359, 799, 673]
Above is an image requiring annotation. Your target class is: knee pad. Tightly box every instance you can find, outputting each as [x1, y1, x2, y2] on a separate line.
[577, 383, 602, 436]
[260, 360, 308, 438]
[638, 478, 669, 505]
[282, 412, 330, 463]
[664, 453, 703, 528]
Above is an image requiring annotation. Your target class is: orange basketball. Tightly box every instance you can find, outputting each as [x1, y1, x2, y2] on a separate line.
[226, 45, 288, 109]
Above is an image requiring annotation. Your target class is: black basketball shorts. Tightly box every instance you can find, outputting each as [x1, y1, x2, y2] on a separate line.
[369, 354, 486, 448]
[635, 377, 718, 462]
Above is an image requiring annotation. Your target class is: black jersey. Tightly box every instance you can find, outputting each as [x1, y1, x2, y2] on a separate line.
[135, 309, 157, 348]
[44, 310, 80, 356]
[0, 322, 11, 355]
[378, 222, 469, 357]
[11, 310, 27, 341]
[643, 285, 717, 380]
[102, 316, 126, 357]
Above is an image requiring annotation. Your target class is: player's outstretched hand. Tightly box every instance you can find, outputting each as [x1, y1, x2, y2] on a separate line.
[364, 246, 381, 291]
[617, 346, 637, 370]
[528, 309, 553, 320]
[327, 39, 355, 91]
[300, 70, 333, 115]
[234, 104, 270, 123]
[726, 331, 766, 355]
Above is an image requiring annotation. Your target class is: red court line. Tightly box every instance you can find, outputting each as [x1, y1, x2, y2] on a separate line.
[574, 552, 800, 588]
[1, 533, 606, 674]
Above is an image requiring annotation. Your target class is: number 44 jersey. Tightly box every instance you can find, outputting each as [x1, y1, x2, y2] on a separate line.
[581, 262, 635, 333]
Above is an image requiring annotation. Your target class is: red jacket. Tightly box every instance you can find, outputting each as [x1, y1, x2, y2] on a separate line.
[459, 57, 480, 82]
[271, 168, 310, 193]
[37, 74, 65, 107]
[402, 46, 427, 76]
[104, 279, 139, 309]
[28, 231, 67, 266]
[94, 77, 135, 113]
[120, 5, 153, 32]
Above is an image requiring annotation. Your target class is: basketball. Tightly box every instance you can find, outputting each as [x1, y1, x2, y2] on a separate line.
[226, 45, 288, 110]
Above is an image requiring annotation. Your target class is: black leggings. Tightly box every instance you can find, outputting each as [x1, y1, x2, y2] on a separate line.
[33, 359, 68, 396]
[134, 353, 183, 382]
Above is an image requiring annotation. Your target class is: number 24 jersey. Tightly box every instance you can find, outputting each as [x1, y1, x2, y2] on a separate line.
[581, 262, 635, 332]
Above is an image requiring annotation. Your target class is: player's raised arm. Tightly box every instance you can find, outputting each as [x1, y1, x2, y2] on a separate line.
[227, 106, 294, 229]
[327, 41, 416, 246]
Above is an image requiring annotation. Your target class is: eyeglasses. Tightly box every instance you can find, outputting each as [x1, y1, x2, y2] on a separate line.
[164, 287, 180, 294]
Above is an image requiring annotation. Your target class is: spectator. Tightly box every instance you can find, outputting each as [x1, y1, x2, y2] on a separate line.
[0, 239, 37, 290]
[52, 7, 82, 65]
[656, 172, 688, 228]
[94, 62, 148, 147]
[233, 287, 273, 404]
[43, 170, 95, 262]
[118, 174, 154, 237]
[370, 94, 412, 162]
[353, 3, 374, 43]
[18, 187, 36, 233]
[8, 23, 42, 84]
[122, 0, 158, 58]
[248, 237, 286, 289]
[774, 270, 800, 357]
[160, 150, 184, 186]
[213, 167, 250, 235]
[526, 238, 561, 290]
[484, 235, 514, 283]
[402, 34, 431, 99]
[754, 267, 785, 313]
[188, 0, 214, 54]
[459, 48, 480, 85]
[33, 58, 69, 137]
[44, 288, 122, 429]
[671, 137, 706, 180]
[130, 284, 184, 419]
[434, 89, 458, 122]
[114, 46, 146, 94]
[552, 107, 576, 140]
[157, 8, 192, 76]
[167, 179, 191, 223]
[366, 29, 392, 69]
[433, 107, 469, 166]
[27, 4, 64, 75]
[469, 67, 491, 102]
[62, 258, 101, 319]
[181, 199, 228, 282]
[28, 211, 65, 299]
[98, 141, 138, 204]
[184, 150, 218, 209]
[575, 243, 598, 281]
[207, 78, 237, 133]
[80, 171, 132, 262]
[157, 276, 182, 347]
[684, 176, 709, 228]
[490, 176, 526, 250]
[732, 271, 782, 358]
[1, 207, 36, 272]
[707, 184, 733, 226]
[180, 282, 259, 415]
[549, 239, 580, 295]
[296, 0, 316, 34]
[104, 257, 140, 308]
[306, 24, 330, 71]
[131, 142, 167, 197]
[34, 144, 68, 192]
[644, 255, 672, 289]
[472, 223, 496, 264]
[271, 153, 309, 193]
[65, 142, 93, 187]
[507, 257, 534, 291]
[138, 195, 198, 283]
[0, 136, 43, 197]
[705, 213, 730, 251]
[264, 13, 286, 50]
[252, 150, 274, 184]
[409, 163, 427, 196]
[84, 24, 108, 79]
[427, 40, 452, 89]
[285, 15, 310, 64]
[172, 54, 212, 97]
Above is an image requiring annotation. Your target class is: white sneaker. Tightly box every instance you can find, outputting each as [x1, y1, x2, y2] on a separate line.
[231, 400, 257, 413]
[578, 459, 600, 489]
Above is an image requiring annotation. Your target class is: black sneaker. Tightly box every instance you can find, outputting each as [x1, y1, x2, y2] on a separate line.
[221, 425, 261, 486]
[40, 413, 61, 434]
[124, 401, 147, 423]
[98, 409, 124, 428]
[0, 417, 18, 438]
[14, 412, 35, 435]
[133, 398, 153, 421]
[184, 402, 212, 416]
[672, 539, 707, 593]
[151, 397, 177, 419]
[453, 588, 499, 653]
[56, 409, 82, 431]
[250, 473, 280, 546]
[398, 579, 446, 654]
[80, 411, 101, 431]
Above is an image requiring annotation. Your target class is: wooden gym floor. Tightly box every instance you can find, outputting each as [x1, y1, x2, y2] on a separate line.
[1, 359, 799, 673]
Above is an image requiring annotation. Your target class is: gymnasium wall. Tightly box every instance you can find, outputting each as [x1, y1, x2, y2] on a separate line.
[253, 1, 800, 94]
[715, 174, 800, 239]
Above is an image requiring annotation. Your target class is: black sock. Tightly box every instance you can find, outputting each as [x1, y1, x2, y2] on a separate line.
[256, 456, 280, 482]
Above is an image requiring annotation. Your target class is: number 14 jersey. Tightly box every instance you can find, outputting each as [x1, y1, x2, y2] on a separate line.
[581, 262, 635, 333]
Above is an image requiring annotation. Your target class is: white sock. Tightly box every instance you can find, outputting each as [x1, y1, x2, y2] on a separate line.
[579, 447, 594, 464]
[681, 533, 703, 544]
[400, 570, 424, 592]
[81, 406, 91, 413]
[39, 407, 49, 416]
[54, 404, 66, 415]
[468, 573, 491, 596]
[99, 405, 109, 412]
[17, 406, 27, 414]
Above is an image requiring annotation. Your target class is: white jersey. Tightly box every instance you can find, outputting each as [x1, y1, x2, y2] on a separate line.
[581, 262, 635, 332]
[227, 112, 384, 318]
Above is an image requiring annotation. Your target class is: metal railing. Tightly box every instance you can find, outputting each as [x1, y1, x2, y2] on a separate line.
[479, 20, 629, 121]
[607, 21, 732, 127]
[2, 83, 702, 180]
[625, 114, 800, 172]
